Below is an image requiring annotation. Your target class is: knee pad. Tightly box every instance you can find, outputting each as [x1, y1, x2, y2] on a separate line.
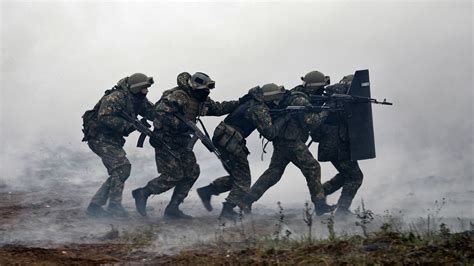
[112, 163, 132, 182]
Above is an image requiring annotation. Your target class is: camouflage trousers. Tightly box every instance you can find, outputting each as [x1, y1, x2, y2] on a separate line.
[143, 148, 200, 205]
[88, 139, 131, 206]
[323, 160, 363, 209]
[247, 140, 325, 204]
[210, 144, 251, 207]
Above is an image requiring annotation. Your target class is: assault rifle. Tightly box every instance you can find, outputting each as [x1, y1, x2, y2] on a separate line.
[310, 94, 393, 106]
[174, 113, 233, 175]
[120, 111, 179, 159]
[269, 105, 344, 115]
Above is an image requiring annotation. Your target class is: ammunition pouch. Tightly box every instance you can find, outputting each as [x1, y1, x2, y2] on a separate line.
[213, 122, 249, 156]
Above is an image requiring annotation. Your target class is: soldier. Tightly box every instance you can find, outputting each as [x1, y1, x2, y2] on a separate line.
[132, 72, 239, 219]
[241, 71, 335, 215]
[196, 84, 291, 220]
[82, 73, 155, 217]
[318, 75, 364, 216]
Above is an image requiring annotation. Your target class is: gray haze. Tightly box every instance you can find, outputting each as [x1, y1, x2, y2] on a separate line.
[1, 1, 473, 219]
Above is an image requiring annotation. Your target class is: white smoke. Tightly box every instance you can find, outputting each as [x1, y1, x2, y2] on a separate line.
[0, 1, 472, 246]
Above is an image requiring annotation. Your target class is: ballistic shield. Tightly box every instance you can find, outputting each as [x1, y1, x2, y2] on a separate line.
[345, 69, 376, 160]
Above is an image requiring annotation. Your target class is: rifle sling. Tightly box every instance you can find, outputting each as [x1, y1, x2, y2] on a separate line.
[197, 117, 210, 139]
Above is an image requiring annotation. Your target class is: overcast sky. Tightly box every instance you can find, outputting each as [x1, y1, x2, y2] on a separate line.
[1, 1, 472, 215]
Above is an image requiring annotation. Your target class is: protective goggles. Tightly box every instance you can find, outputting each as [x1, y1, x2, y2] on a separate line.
[129, 77, 154, 90]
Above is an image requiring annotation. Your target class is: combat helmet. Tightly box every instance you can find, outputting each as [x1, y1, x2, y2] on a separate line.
[127, 73, 154, 94]
[301, 71, 330, 88]
[189, 72, 215, 90]
[261, 83, 286, 102]
[339, 74, 354, 85]
[186, 72, 215, 101]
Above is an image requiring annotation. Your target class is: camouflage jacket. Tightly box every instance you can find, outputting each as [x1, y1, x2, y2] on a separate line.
[274, 87, 328, 145]
[91, 88, 155, 146]
[152, 72, 239, 148]
[316, 83, 351, 162]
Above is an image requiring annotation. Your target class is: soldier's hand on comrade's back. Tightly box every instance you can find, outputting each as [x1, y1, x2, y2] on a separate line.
[238, 93, 252, 104]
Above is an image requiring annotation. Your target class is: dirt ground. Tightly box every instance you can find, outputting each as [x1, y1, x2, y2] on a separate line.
[1, 184, 473, 265]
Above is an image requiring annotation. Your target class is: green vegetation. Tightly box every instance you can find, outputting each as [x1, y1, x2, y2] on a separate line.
[92, 201, 474, 264]
[152, 229, 473, 265]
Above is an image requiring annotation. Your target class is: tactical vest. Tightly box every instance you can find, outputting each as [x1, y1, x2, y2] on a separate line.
[223, 99, 258, 138]
[162, 87, 208, 122]
[186, 94, 206, 121]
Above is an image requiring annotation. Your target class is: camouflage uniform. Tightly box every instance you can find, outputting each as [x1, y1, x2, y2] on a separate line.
[317, 83, 364, 212]
[198, 86, 288, 215]
[133, 72, 238, 218]
[245, 87, 330, 208]
[85, 84, 154, 212]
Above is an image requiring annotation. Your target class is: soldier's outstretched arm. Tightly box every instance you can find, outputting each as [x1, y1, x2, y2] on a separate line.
[138, 99, 155, 121]
[97, 92, 134, 134]
[205, 98, 239, 116]
[290, 94, 329, 129]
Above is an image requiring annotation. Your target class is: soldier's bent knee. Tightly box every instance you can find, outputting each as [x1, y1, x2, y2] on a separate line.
[112, 163, 132, 182]
[306, 160, 321, 172]
[353, 170, 364, 186]
[191, 164, 200, 180]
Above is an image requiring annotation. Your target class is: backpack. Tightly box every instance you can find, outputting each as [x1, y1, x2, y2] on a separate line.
[81, 88, 116, 141]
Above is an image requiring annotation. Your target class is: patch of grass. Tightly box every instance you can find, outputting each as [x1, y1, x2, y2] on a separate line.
[355, 199, 374, 238]
[118, 226, 156, 246]
[152, 229, 474, 265]
[174, 199, 473, 264]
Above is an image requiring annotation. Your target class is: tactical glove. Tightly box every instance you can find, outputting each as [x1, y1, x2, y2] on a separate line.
[238, 93, 253, 104]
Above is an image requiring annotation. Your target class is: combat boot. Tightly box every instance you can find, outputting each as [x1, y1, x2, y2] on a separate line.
[314, 200, 336, 216]
[132, 188, 150, 217]
[164, 202, 193, 220]
[240, 196, 253, 214]
[86, 202, 109, 217]
[335, 207, 354, 218]
[107, 203, 129, 218]
[219, 202, 239, 221]
[197, 184, 218, 211]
